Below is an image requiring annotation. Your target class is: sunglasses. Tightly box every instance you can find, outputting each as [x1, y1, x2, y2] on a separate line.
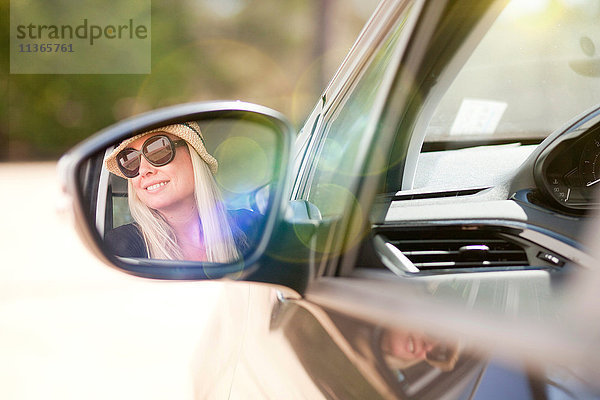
[116, 135, 187, 178]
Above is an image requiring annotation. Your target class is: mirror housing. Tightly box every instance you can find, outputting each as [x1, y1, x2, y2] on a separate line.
[59, 101, 294, 281]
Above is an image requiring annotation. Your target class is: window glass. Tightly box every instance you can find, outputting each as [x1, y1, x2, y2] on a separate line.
[305, 2, 415, 218]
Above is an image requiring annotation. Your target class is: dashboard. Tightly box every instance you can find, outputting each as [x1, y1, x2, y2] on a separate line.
[367, 106, 600, 280]
[407, 105, 600, 219]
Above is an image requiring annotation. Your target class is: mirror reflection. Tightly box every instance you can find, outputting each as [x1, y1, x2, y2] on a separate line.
[280, 305, 471, 399]
[87, 118, 279, 263]
[380, 328, 459, 373]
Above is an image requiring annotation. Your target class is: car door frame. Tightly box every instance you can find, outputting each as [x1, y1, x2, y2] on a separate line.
[290, 0, 421, 201]
[291, 0, 433, 282]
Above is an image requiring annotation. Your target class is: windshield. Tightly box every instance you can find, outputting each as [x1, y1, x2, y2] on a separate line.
[424, 0, 600, 144]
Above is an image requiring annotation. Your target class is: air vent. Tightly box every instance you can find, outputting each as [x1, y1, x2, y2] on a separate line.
[377, 227, 530, 271]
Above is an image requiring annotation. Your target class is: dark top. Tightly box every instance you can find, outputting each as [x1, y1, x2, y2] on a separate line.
[104, 209, 262, 259]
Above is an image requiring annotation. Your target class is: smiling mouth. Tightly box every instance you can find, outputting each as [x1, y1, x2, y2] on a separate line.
[145, 181, 169, 191]
[408, 336, 415, 353]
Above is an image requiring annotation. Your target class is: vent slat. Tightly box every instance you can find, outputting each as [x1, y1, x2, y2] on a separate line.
[414, 261, 526, 269]
[404, 250, 524, 256]
[390, 239, 507, 245]
[377, 228, 530, 272]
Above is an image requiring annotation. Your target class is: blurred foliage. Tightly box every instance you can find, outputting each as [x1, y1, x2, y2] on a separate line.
[1, 0, 377, 160]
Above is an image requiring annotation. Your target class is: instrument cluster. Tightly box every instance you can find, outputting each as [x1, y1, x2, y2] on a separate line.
[535, 108, 600, 211]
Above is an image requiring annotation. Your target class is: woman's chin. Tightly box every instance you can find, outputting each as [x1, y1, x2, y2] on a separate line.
[143, 195, 197, 216]
[141, 196, 173, 212]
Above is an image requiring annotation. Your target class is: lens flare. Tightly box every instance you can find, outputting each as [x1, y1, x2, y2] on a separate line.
[215, 136, 269, 193]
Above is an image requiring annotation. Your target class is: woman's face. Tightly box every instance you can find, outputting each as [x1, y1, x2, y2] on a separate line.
[381, 329, 438, 362]
[129, 133, 196, 213]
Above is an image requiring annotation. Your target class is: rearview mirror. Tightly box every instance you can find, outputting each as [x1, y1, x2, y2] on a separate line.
[59, 102, 292, 280]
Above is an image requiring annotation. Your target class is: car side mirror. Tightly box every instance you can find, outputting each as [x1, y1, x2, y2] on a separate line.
[59, 101, 293, 280]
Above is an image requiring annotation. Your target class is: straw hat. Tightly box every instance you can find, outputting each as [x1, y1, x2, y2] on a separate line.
[104, 122, 218, 179]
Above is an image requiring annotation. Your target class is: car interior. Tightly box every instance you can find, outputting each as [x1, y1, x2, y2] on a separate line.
[282, 5, 600, 391]
[294, 0, 599, 284]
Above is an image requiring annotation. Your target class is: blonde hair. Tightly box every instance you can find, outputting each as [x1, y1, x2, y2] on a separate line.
[128, 144, 240, 262]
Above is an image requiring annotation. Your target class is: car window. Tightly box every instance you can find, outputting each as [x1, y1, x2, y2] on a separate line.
[424, 0, 600, 145]
[109, 172, 133, 228]
[302, 1, 416, 219]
